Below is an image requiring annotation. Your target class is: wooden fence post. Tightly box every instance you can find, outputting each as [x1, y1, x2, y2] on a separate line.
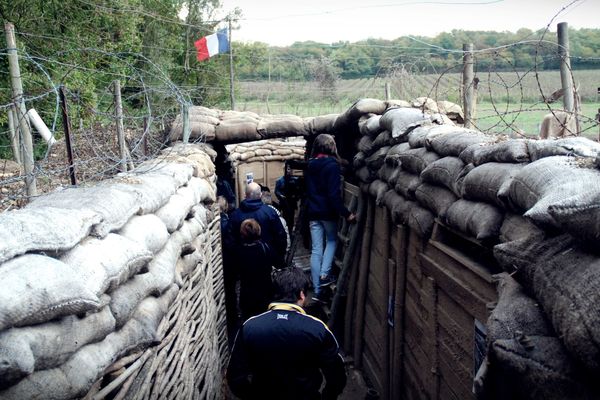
[113, 80, 128, 172]
[5, 22, 37, 196]
[385, 82, 391, 101]
[182, 103, 190, 144]
[462, 43, 475, 129]
[557, 22, 579, 134]
[59, 86, 77, 185]
[7, 106, 21, 164]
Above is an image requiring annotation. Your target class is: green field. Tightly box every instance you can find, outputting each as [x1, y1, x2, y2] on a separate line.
[235, 69, 600, 138]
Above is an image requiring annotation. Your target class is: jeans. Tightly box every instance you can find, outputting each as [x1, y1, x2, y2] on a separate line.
[309, 220, 338, 295]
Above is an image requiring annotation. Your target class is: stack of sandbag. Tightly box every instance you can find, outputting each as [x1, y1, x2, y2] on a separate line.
[170, 106, 335, 143]
[225, 138, 306, 166]
[0, 144, 226, 399]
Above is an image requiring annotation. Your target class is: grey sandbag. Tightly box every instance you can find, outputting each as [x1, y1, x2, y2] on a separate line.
[60, 233, 153, 295]
[333, 98, 387, 130]
[119, 214, 170, 255]
[377, 164, 399, 184]
[478, 336, 599, 400]
[429, 130, 495, 157]
[357, 135, 375, 155]
[493, 234, 600, 371]
[26, 183, 141, 238]
[407, 204, 435, 238]
[175, 249, 204, 283]
[359, 114, 382, 137]
[356, 166, 376, 184]
[155, 183, 199, 233]
[384, 142, 411, 167]
[460, 138, 530, 166]
[353, 152, 366, 169]
[499, 213, 545, 243]
[306, 114, 338, 134]
[382, 190, 402, 216]
[0, 254, 101, 331]
[371, 130, 393, 150]
[215, 120, 260, 142]
[547, 188, 600, 244]
[394, 170, 421, 200]
[368, 180, 390, 206]
[257, 116, 308, 138]
[408, 124, 465, 149]
[414, 183, 457, 218]
[419, 156, 466, 197]
[0, 286, 178, 400]
[392, 197, 414, 226]
[527, 136, 600, 162]
[0, 306, 115, 388]
[0, 207, 101, 264]
[365, 146, 390, 171]
[506, 156, 600, 227]
[445, 199, 504, 240]
[462, 162, 525, 208]
[396, 147, 440, 174]
[380, 107, 438, 139]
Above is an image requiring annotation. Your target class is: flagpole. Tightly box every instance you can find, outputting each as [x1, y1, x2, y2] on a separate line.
[228, 17, 235, 111]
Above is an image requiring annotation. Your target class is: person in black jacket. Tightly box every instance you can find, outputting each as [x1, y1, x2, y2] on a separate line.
[229, 182, 288, 268]
[306, 134, 355, 302]
[237, 218, 275, 321]
[227, 267, 347, 400]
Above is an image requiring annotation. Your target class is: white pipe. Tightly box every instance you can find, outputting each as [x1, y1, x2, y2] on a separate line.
[26, 108, 56, 146]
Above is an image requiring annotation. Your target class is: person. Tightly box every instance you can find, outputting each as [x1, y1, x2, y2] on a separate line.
[229, 182, 288, 268]
[236, 219, 275, 321]
[275, 161, 303, 231]
[305, 134, 355, 303]
[261, 190, 290, 254]
[217, 196, 239, 346]
[227, 267, 347, 400]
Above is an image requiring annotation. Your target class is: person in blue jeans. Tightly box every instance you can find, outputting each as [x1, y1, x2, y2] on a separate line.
[306, 134, 355, 303]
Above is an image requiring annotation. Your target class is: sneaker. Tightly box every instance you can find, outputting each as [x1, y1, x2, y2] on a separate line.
[319, 275, 336, 287]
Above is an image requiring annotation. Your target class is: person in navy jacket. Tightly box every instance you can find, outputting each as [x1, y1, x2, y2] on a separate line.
[227, 267, 347, 400]
[305, 134, 355, 302]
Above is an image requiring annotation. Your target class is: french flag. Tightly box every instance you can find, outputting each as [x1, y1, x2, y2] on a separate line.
[195, 28, 230, 62]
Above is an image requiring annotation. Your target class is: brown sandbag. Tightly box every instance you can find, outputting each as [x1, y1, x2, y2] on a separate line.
[462, 162, 525, 208]
[414, 183, 457, 218]
[445, 199, 504, 240]
[395, 147, 440, 174]
[394, 170, 421, 200]
[305, 114, 338, 134]
[460, 139, 530, 166]
[506, 156, 600, 228]
[169, 120, 216, 142]
[419, 156, 466, 197]
[215, 120, 260, 142]
[384, 142, 411, 167]
[257, 116, 308, 138]
[493, 234, 600, 371]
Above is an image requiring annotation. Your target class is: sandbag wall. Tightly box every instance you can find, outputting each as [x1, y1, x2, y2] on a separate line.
[0, 143, 229, 400]
[340, 98, 600, 400]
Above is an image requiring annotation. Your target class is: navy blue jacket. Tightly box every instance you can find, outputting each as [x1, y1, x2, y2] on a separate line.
[229, 198, 287, 266]
[227, 303, 347, 400]
[306, 156, 351, 221]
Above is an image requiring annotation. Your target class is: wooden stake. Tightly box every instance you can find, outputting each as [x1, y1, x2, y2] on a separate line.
[59, 86, 77, 185]
[7, 106, 21, 164]
[113, 80, 127, 172]
[462, 43, 475, 129]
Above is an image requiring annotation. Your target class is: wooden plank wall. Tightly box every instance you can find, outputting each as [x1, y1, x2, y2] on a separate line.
[346, 195, 498, 400]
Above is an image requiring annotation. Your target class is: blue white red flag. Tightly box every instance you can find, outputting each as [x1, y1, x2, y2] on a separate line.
[195, 28, 229, 61]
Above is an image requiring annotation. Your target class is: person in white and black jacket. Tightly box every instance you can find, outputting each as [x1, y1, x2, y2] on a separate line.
[227, 267, 346, 400]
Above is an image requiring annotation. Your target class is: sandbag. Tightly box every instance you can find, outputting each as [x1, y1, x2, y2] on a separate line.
[419, 156, 466, 197]
[437, 100, 464, 121]
[368, 180, 390, 206]
[527, 136, 600, 162]
[333, 98, 387, 130]
[498, 214, 544, 243]
[462, 162, 525, 208]
[382, 190, 402, 216]
[215, 120, 260, 142]
[506, 156, 600, 227]
[377, 164, 399, 184]
[356, 166, 376, 184]
[359, 114, 382, 137]
[365, 146, 390, 171]
[384, 142, 411, 167]
[380, 107, 438, 139]
[168, 120, 216, 142]
[155, 183, 200, 233]
[407, 204, 435, 238]
[357, 135, 375, 155]
[0, 286, 178, 400]
[394, 170, 421, 200]
[0, 306, 116, 388]
[429, 131, 495, 157]
[391, 197, 413, 225]
[306, 114, 338, 134]
[0, 207, 101, 264]
[460, 139, 530, 166]
[407, 124, 458, 149]
[445, 199, 504, 240]
[353, 152, 366, 169]
[414, 183, 457, 218]
[189, 105, 220, 119]
[371, 130, 393, 150]
[0, 254, 101, 331]
[493, 235, 600, 371]
[412, 97, 439, 113]
[257, 116, 308, 138]
[395, 147, 440, 174]
[547, 189, 600, 244]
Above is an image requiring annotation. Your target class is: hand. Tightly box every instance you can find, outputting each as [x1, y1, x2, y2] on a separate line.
[346, 213, 356, 223]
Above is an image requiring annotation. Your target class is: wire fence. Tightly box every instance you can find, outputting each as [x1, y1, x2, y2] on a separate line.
[1, 5, 600, 212]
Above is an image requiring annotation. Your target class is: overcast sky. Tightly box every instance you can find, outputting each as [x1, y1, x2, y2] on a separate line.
[217, 0, 597, 46]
